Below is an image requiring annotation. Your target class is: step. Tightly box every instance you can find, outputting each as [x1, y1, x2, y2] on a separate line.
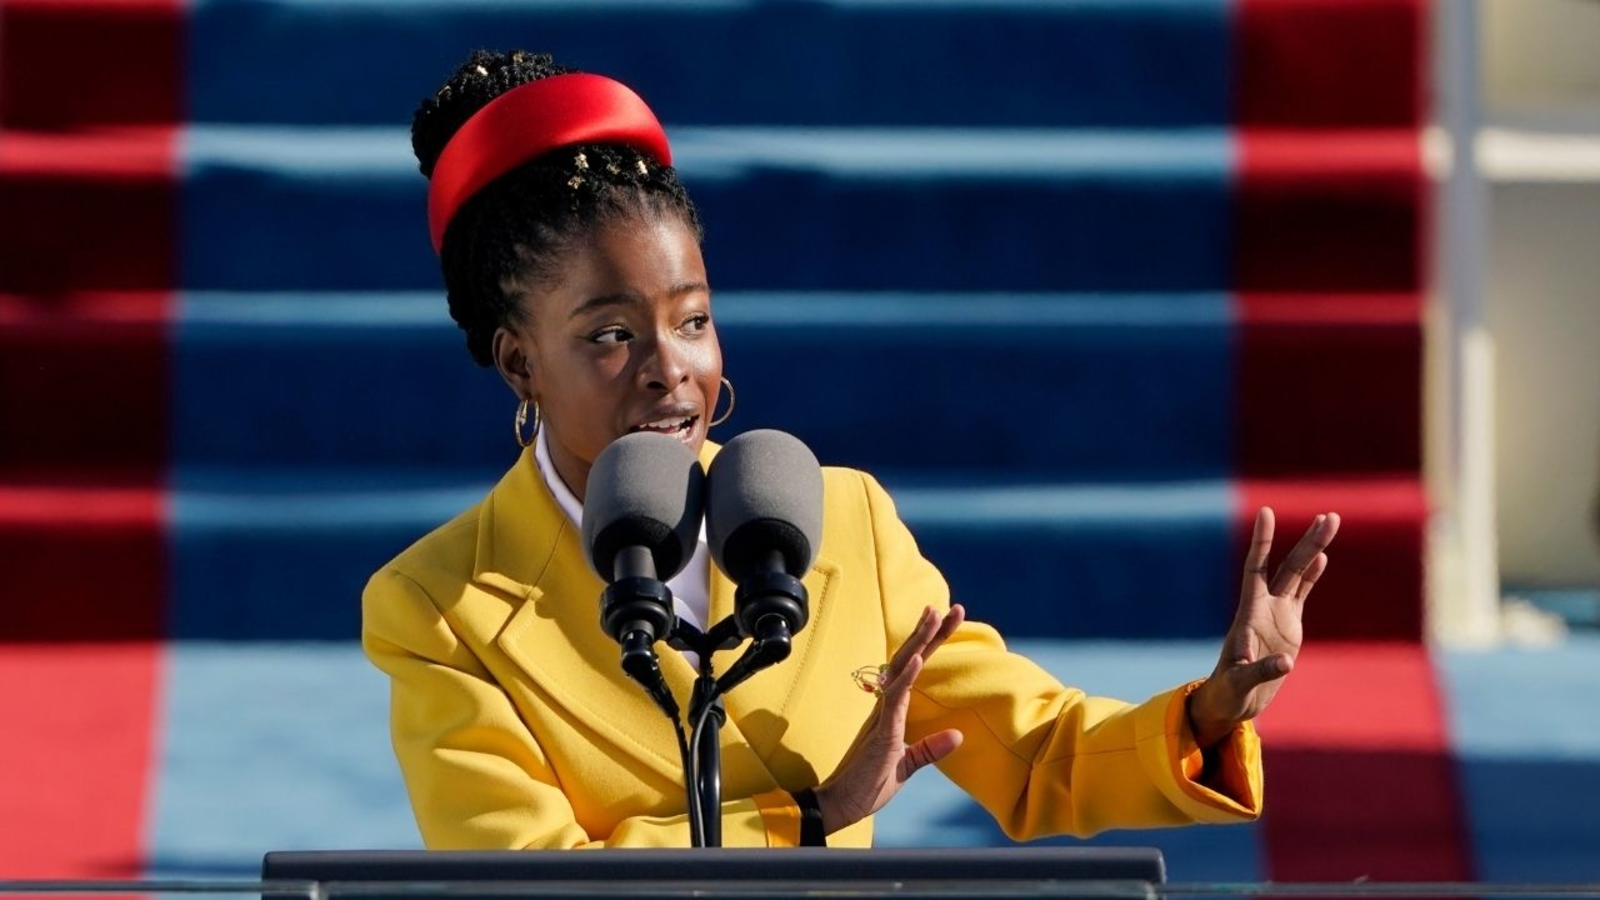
[1, 471, 1423, 641]
[0, 130, 180, 294]
[0, 292, 171, 472]
[19, 635, 1600, 878]
[189, 0, 1235, 129]
[178, 126, 1237, 293]
[176, 126, 1422, 294]
[2, 127, 1424, 295]
[0, 0, 183, 130]
[154, 291, 1421, 478]
[3, 1, 1426, 133]
[0, 478, 167, 641]
[2, 290, 1421, 477]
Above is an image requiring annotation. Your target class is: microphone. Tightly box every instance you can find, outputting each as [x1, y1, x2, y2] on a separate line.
[581, 431, 706, 717]
[705, 429, 823, 693]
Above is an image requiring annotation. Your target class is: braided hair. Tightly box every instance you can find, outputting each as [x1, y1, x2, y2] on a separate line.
[413, 50, 703, 367]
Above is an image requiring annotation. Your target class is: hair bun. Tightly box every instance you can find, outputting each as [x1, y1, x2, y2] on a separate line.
[411, 49, 573, 178]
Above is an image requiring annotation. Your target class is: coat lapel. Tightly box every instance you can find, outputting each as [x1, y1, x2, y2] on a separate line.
[471, 442, 839, 789]
[712, 555, 841, 775]
[476, 450, 695, 784]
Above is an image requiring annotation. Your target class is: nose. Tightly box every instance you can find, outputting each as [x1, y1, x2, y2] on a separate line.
[638, 330, 691, 393]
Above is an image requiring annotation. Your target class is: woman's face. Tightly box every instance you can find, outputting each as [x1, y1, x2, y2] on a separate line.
[493, 214, 722, 500]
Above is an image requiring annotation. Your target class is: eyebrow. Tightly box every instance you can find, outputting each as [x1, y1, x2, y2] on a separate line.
[567, 282, 712, 320]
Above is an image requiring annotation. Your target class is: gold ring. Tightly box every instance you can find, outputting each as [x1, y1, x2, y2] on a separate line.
[852, 663, 889, 698]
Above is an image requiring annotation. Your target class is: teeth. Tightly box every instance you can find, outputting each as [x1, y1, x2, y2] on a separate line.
[636, 417, 693, 433]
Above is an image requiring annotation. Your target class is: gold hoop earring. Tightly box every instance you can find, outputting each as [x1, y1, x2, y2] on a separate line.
[709, 377, 736, 428]
[515, 399, 541, 448]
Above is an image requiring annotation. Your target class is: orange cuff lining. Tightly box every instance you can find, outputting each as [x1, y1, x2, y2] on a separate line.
[752, 788, 802, 848]
[1168, 680, 1260, 815]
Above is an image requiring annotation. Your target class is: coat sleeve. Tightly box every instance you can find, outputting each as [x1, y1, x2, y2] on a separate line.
[856, 471, 1263, 841]
[363, 566, 806, 849]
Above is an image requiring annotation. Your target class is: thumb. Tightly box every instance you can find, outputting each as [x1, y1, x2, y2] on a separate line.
[897, 729, 963, 782]
[1238, 653, 1293, 690]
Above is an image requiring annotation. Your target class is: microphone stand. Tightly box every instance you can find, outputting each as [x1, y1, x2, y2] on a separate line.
[668, 618, 741, 848]
[610, 565, 808, 848]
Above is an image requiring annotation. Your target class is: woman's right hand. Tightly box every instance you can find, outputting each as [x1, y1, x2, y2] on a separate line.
[813, 604, 967, 834]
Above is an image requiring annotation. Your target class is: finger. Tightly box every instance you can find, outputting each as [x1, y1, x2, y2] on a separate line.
[896, 729, 963, 783]
[884, 650, 925, 700]
[1293, 552, 1329, 605]
[879, 654, 925, 745]
[1269, 513, 1338, 597]
[887, 606, 938, 679]
[1240, 507, 1275, 599]
[919, 604, 965, 664]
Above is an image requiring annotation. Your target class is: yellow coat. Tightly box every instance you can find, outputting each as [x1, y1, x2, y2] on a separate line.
[362, 444, 1262, 849]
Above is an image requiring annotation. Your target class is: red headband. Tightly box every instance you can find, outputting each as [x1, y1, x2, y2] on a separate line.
[426, 72, 673, 252]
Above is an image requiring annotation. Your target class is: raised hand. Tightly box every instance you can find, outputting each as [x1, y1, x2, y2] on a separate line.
[813, 604, 966, 834]
[1187, 507, 1341, 748]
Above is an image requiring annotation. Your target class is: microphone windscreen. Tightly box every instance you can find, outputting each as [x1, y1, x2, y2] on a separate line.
[706, 430, 824, 582]
[581, 432, 706, 582]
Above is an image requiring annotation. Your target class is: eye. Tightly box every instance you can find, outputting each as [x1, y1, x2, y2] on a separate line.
[682, 313, 711, 334]
[591, 325, 632, 345]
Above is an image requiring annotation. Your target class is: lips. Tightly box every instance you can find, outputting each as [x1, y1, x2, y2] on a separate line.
[628, 409, 699, 445]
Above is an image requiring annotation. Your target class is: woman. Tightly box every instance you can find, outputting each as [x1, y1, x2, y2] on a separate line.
[363, 49, 1341, 850]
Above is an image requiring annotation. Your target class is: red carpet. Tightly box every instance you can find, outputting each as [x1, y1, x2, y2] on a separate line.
[0, 0, 182, 876]
[0, 643, 164, 877]
[1256, 644, 1474, 880]
[1234, 0, 1465, 879]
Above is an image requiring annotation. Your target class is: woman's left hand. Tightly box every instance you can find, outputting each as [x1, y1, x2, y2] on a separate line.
[1187, 507, 1341, 748]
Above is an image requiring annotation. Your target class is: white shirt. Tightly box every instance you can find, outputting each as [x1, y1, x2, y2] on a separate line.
[534, 427, 712, 669]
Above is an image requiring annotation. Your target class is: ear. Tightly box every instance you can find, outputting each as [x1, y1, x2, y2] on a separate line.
[491, 326, 538, 402]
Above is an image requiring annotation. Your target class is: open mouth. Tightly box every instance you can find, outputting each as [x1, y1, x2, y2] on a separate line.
[629, 415, 699, 444]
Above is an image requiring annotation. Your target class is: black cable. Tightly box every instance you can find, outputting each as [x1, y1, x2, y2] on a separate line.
[670, 715, 703, 847]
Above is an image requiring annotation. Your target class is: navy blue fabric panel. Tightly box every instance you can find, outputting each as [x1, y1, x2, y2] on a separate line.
[174, 293, 1231, 477]
[188, 0, 1230, 128]
[717, 296, 1234, 480]
[182, 158, 1230, 293]
[169, 522, 411, 640]
[173, 296, 505, 467]
[698, 169, 1230, 292]
[889, 483, 1236, 639]
[165, 474, 1232, 640]
[181, 162, 439, 293]
[167, 470, 491, 640]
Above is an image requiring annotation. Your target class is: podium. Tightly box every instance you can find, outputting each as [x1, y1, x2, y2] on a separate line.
[263, 848, 1164, 898]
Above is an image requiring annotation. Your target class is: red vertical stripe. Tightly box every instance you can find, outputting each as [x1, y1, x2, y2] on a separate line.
[0, 487, 167, 876]
[1, 485, 169, 641]
[0, 130, 181, 294]
[0, 292, 172, 474]
[1236, 291, 1424, 477]
[0, 0, 185, 130]
[1237, 480, 1426, 642]
[1254, 644, 1474, 879]
[0, 644, 164, 877]
[0, 0, 183, 878]
[1234, 0, 1426, 129]
[1235, 130, 1427, 295]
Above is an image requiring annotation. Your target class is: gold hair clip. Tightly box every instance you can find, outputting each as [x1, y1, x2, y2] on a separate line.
[636, 159, 650, 175]
[473, 65, 489, 77]
[573, 151, 589, 171]
[567, 175, 584, 190]
[605, 160, 621, 175]
[852, 664, 889, 698]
